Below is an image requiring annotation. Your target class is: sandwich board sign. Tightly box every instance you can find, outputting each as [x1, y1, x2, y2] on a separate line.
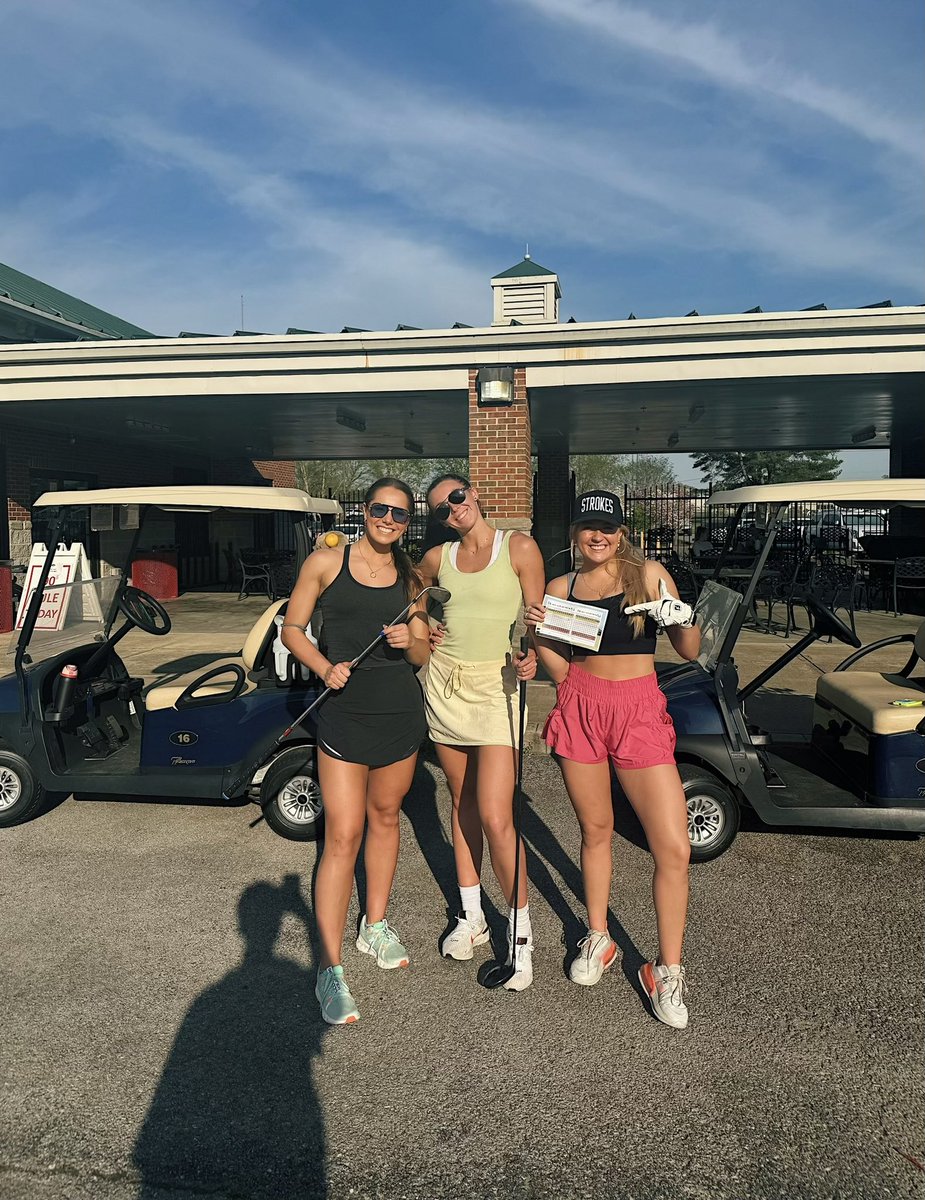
[15, 543, 102, 631]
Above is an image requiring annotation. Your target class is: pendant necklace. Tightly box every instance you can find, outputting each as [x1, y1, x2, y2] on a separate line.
[359, 541, 392, 579]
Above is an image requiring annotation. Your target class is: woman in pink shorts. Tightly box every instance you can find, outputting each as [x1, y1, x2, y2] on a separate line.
[526, 490, 701, 1029]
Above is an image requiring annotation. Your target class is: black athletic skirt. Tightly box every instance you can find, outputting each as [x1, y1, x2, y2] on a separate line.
[314, 663, 425, 768]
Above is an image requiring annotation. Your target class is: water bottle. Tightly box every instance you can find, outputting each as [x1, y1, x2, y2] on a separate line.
[53, 664, 78, 713]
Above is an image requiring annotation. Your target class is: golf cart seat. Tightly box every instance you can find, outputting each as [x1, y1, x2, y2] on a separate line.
[814, 619, 925, 735]
[143, 599, 287, 712]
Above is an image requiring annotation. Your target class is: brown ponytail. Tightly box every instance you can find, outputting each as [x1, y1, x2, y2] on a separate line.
[364, 477, 422, 602]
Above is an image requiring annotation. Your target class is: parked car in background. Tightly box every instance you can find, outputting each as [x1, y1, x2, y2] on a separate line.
[807, 508, 865, 554]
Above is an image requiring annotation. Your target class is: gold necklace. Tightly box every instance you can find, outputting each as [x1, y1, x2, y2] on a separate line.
[358, 541, 393, 579]
[586, 569, 622, 599]
[460, 536, 493, 556]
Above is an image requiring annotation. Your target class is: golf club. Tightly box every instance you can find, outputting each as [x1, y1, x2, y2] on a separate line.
[223, 584, 451, 799]
[483, 635, 531, 990]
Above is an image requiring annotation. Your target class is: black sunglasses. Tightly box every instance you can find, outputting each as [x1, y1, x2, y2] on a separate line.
[366, 501, 411, 525]
[433, 487, 469, 522]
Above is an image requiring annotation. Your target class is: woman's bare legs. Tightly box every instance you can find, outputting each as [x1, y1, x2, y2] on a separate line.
[476, 745, 527, 909]
[363, 753, 418, 924]
[314, 751, 368, 970]
[557, 758, 615, 932]
[615, 763, 690, 964]
[436, 742, 527, 908]
[435, 743, 483, 888]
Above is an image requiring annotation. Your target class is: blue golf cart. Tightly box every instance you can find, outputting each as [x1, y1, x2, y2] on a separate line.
[659, 479, 925, 861]
[0, 486, 342, 841]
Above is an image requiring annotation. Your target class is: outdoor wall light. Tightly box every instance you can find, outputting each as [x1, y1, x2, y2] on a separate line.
[667, 431, 680, 447]
[477, 366, 515, 407]
[336, 407, 366, 432]
[850, 424, 878, 444]
[404, 438, 424, 455]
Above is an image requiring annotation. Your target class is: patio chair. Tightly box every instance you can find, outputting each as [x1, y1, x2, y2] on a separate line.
[807, 556, 867, 639]
[783, 555, 818, 638]
[663, 554, 700, 604]
[894, 557, 925, 616]
[235, 551, 274, 601]
[752, 553, 799, 634]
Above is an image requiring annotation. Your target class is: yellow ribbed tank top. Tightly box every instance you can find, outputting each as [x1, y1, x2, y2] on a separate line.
[438, 530, 523, 661]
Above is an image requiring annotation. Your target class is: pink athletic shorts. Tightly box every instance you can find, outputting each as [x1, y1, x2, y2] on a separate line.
[542, 665, 677, 770]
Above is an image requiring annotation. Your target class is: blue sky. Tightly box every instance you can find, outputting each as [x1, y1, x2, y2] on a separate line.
[1, 0, 922, 481]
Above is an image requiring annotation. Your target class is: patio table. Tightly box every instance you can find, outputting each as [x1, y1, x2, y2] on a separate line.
[859, 557, 898, 615]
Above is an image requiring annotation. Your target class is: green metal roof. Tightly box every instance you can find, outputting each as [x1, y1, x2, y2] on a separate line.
[492, 257, 557, 280]
[0, 261, 155, 339]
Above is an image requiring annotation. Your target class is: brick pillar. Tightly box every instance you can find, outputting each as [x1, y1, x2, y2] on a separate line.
[534, 449, 572, 578]
[468, 367, 532, 532]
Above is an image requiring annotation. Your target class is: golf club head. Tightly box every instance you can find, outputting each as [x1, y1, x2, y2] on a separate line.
[480, 959, 516, 990]
[421, 585, 451, 605]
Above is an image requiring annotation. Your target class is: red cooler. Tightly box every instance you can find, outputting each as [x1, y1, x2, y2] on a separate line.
[0, 566, 13, 633]
[131, 550, 179, 601]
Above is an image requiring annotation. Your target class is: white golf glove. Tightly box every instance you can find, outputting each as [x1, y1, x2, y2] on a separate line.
[624, 579, 695, 629]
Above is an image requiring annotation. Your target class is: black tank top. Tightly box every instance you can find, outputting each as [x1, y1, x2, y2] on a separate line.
[318, 546, 410, 670]
[567, 573, 657, 656]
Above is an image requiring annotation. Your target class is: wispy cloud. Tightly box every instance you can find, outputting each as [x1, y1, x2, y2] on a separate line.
[0, 0, 921, 333]
[510, 0, 924, 161]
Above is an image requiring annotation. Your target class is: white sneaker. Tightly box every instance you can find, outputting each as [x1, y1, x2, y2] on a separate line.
[503, 935, 533, 992]
[441, 913, 490, 961]
[638, 962, 688, 1029]
[569, 930, 618, 987]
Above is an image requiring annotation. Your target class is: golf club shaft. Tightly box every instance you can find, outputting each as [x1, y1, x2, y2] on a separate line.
[223, 592, 423, 799]
[506, 635, 531, 961]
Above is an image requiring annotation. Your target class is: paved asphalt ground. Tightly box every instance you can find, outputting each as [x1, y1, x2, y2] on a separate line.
[2, 598, 924, 1198]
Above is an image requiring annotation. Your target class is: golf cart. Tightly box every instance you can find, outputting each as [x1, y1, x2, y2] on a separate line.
[659, 479, 925, 862]
[0, 486, 343, 841]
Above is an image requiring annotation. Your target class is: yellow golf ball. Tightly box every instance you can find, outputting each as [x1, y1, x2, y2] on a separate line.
[323, 532, 341, 547]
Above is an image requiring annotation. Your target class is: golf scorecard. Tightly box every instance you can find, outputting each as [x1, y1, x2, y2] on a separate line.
[535, 594, 608, 653]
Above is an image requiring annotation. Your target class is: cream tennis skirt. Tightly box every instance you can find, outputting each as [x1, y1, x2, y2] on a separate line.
[420, 651, 525, 748]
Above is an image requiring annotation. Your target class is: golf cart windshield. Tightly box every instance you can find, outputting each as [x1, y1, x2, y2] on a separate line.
[15, 574, 122, 665]
[694, 582, 744, 672]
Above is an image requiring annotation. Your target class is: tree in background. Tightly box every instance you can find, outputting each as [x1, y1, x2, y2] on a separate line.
[294, 459, 369, 497]
[571, 453, 678, 493]
[295, 457, 469, 496]
[692, 451, 842, 489]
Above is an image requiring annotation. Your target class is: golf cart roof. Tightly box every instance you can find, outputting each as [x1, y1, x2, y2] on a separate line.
[709, 479, 925, 508]
[32, 485, 342, 515]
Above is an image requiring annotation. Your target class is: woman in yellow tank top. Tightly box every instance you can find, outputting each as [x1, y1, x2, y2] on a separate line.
[418, 474, 545, 991]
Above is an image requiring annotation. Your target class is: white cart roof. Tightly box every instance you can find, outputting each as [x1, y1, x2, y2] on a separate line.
[33, 485, 342, 515]
[709, 479, 925, 507]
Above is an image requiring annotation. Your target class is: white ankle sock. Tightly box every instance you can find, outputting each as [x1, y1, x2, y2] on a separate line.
[459, 884, 483, 922]
[508, 904, 531, 940]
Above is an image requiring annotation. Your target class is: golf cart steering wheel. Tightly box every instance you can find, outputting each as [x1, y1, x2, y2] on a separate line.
[805, 594, 861, 649]
[118, 586, 172, 636]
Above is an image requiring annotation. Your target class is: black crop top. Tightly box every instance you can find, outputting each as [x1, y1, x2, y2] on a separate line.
[566, 574, 658, 656]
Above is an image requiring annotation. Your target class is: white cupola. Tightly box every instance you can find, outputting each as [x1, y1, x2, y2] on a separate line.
[491, 254, 560, 326]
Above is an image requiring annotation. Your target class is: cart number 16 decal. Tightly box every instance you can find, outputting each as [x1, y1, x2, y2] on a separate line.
[170, 731, 199, 746]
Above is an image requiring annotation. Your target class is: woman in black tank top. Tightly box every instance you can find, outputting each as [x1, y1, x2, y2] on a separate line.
[526, 490, 701, 1029]
[282, 478, 430, 1026]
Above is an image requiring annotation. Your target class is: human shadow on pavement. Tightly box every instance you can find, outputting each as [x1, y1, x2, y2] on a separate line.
[133, 873, 328, 1199]
[520, 793, 646, 991]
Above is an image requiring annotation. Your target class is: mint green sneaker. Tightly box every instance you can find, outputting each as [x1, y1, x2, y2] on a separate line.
[315, 965, 360, 1025]
[356, 916, 410, 969]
